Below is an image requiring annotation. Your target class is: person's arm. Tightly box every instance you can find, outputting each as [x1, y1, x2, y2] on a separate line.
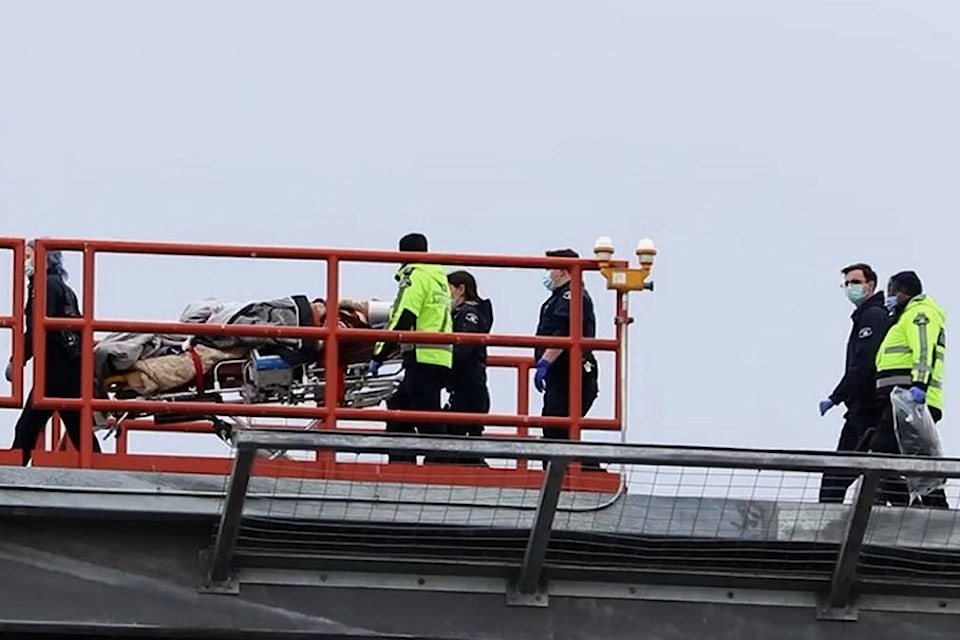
[21, 293, 35, 364]
[372, 268, 425, 363]
[451, 306, 486, 372]
[538, 294, 571, 365]
[906, 309, 939, 390]
[829, 308, 888, 405]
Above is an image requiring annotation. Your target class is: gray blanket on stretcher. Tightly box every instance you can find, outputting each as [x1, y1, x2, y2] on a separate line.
[94, 294, 317, 379]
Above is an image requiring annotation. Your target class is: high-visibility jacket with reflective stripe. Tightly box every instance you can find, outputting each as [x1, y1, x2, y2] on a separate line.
[875, 294, 946, 410]
[374, 262, 453, 368]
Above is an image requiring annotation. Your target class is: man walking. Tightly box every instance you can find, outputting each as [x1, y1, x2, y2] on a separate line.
[818, 263, 890, 503]
[870, 271, 948, 507]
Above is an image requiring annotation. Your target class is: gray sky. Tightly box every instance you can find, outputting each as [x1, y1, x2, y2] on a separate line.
[2, 1, 959, 495]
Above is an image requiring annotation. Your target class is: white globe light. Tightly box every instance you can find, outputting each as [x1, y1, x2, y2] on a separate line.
[594, 236, 614, 253]
[636, 238, 656, 252]
[636, 238, 657, 265]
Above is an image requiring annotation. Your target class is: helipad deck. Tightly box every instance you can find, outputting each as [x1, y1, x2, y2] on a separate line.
[2, 433, 960, 639]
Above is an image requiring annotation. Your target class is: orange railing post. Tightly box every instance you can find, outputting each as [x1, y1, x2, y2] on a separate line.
[319, 255, 340, 467]
[79, 245, 96, 468]
[516, 359, 531, 470]
[0, 237, 26, 409]
[31, 241, 47, 409]
[568, 263, 584, 445]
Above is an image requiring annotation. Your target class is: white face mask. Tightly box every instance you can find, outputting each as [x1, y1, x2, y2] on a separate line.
[24, 259, 34, 279]
[541, 271, 555, 291]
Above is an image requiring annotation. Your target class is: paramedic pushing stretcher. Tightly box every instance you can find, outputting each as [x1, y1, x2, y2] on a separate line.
[369, 233, 454, 463]
[5, 241, 102, 466]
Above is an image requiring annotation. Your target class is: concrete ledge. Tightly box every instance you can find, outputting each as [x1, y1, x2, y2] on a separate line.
[1, 466, 958, 551]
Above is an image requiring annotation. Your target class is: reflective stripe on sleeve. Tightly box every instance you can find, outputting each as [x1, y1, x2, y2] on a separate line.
[876, 375, 912, 388]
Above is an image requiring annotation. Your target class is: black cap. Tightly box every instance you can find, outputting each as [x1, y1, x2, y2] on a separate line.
[545, 248, 579, 259]
[399, 233, 428, 252]
[889, 270, 923, 297]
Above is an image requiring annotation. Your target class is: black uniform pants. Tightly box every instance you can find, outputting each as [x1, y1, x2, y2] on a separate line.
[12, 366, 102, 466]
[540, 363, 600, 470]
[542, 363, 599, 441]
[444, 384, 490, 465]
[385, 361, 449, 463]
[869, 395, 948, 508]
[818, 411, 876, 503]
[446, 384, 490, 438]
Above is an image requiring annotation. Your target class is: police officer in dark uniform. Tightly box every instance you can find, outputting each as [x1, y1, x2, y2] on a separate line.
[817, 263, 890, 503]
[533, 249, 600, 467]
[5, 241, 102, 466]
[444, 270, 494, 464]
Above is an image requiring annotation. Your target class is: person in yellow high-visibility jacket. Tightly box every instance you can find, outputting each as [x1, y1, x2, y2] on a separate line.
[369, 233, 454, 463]
[869, 270, 948, 508]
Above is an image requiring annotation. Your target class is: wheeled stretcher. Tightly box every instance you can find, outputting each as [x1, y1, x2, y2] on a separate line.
[91, 296, 404, 446]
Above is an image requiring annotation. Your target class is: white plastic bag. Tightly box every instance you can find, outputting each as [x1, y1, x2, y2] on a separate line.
[890, 387, 946, 499]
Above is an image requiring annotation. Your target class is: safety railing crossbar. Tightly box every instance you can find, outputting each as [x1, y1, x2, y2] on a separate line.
[231, 430, 960, 477]
[37, 397, 618, 429]
[30, 237, 630, 270]
[39, 317, 620, 351]
[206, 430, 960, 602]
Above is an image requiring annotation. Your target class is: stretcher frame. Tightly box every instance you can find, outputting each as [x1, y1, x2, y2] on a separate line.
[94, 352, 407, 454]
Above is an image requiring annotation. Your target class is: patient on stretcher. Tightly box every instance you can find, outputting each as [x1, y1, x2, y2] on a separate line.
[94, 295, 394, 401]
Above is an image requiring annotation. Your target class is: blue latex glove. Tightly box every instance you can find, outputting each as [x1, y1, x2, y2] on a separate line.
[3, 360, 12, 383]
[909, 386, 926, 404]
[818, 399, 835, 416]
[367, 359, 381, 377]
[533, 358, 551, 393]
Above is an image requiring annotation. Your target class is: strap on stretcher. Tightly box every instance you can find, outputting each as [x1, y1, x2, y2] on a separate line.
[189, 347, 205, 393]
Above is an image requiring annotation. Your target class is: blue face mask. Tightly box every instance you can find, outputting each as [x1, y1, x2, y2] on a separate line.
[885, 295, 900, 312]
[845, 284, 867, 305]
[541, 272, 555, 291]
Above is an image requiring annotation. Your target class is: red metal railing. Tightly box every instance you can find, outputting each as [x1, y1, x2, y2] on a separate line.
[4, 237, 631, 491]
[0, 238, 26, 409]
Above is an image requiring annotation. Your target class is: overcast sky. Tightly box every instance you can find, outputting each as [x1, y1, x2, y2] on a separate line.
[2, 0, 959, 499]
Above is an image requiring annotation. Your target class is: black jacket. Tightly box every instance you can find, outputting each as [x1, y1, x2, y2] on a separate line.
[534, 280, 598, 371]
[448, 298, 494, 390]
[829, 291, 890, 415]
[24, 274, 82, 365]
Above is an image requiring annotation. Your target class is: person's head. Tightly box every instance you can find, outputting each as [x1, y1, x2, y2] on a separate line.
[25, 239, 67, 280]
[447, 270, 479, 307]
[398, 232, 428, 254]
[886, 270, 923, 310]
[543, 248, 578, 291]
[840, 262, 878, 305]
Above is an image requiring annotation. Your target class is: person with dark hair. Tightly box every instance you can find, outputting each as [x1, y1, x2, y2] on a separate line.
[369, 233, 453, 463]
[870, 270, 948, 507]
[444, 270, 494, 464]
[532, 248, 602, 469]
[4, 240, 102, 466]
[817, 262, 891, 503]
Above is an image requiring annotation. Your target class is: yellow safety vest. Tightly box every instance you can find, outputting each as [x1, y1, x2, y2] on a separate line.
[875, 294, 946, 410]
[374, 263, 453, 368]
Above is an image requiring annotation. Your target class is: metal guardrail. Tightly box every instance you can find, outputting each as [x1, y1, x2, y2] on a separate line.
[3, 236, 635, 484]
[202, 431, 960, 613]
